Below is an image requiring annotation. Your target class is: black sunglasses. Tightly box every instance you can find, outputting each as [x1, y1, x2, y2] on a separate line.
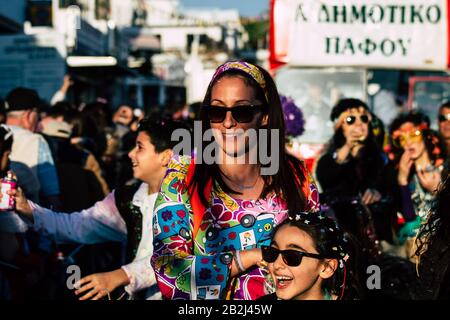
[345, 114, 370, 125]
[438, 114, 450, 122]
[203, 104, 267, 123]
[261, 245, 324, 267]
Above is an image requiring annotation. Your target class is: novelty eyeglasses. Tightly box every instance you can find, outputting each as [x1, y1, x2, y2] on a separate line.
[344, 114, 370, 125]
[393, 129, 423, 148]
[203, 104, 267, 123]
[438, 113, 450, 122]
[261, 245, 324, 267]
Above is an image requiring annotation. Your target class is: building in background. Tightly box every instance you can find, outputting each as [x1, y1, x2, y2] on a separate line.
[0, 0, 132, 106]
[0, 1, 25, 34]
[0, 0, 251, 110]
[110, 0, 248, 107]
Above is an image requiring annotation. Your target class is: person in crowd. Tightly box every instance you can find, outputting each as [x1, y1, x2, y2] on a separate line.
[4, 87, 61, 209]
[151, 61, 320, 300]
[110, 105, 139, 188]
[414, 166, 450, 299]
[437, 101, 450, 158]
[387, 111, 445, 256]
[4, 117, 186, 300]
[167, 102, 190, 121]
[0, 124, 23, 299]
[113, 105, 134, 129]
[315, 98, 397, 245]
[0, 98, 6, 124]
[50, 75, 74, 106]
[0, 124, 51, 300]
[39, 104, 110, 197]
[78, 100, 113, 163]
[258, 211, 357, 300]
[41, 120, 107, 211]
[37, 101, 74, 133]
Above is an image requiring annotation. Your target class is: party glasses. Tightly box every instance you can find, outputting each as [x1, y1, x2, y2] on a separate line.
[438, 114, 450, 122]
[344, 114, 370, 125]
[203, 104, 267, 123]
[261, 245, 324, 267]
[393, 129, 423, 147]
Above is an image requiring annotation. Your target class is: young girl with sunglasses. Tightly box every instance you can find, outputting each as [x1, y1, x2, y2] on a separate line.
[258, 212, 356, 300]
[316, 98, 397, 244]
[387, 111, 445, 255]
[151, 61, 320, 300]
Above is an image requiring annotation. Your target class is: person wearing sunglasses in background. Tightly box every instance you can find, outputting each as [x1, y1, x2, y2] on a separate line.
[437, 101, 450, 158]
[151, 61, 320, 300]
[258, 212, 359, 300]
[316, 98, 397, 247]
[386, 111, 446, 260]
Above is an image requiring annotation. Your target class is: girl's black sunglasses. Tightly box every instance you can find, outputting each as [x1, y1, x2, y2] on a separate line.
[345, 114, 370, 125]
[261, 245, 324, 267]
[203, 104, 267, 123]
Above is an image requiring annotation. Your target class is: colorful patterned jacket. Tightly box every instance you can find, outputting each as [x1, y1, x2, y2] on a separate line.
[151, 155, 320, 300]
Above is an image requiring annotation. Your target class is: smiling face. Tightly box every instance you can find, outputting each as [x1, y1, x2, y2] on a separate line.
[340, 107, 370, 142]
[268, 224, 335, 300]
[128, 132, 166, 184]
[208, 75, 267, 158]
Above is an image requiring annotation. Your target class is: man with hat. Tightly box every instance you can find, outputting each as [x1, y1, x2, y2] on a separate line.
[4, 87, 61, 209]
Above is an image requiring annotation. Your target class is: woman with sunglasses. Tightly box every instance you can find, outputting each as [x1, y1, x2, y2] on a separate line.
[437, 101, 450, 158]
[316, 98, 397, 244]
[258, 212, 357, 300]
[387, 111, 445, 253]
[151, 61, 320, 300]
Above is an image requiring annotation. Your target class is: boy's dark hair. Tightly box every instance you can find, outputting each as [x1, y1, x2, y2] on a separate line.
[137, 116, 192, 154]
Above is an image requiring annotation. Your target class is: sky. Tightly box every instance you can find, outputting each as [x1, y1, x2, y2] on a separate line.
[180, 0, 269, 17]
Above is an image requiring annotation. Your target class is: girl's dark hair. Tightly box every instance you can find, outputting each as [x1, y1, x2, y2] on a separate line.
[388, 110, 445, 168]
[272, 215, 358, 299]
[190, 63, 308, 213]
[415, 164, 450, 259]
[414, 164, 450, 298]
[137, 116, 192, 154]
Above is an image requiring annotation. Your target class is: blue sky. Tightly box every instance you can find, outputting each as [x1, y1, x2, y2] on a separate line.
[180, 0, 269, 17]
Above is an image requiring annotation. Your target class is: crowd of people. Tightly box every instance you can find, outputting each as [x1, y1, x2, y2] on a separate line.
[0, 60, 449, 300]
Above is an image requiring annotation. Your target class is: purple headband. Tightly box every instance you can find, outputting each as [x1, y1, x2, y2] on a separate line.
[211, 61, 269, 103]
